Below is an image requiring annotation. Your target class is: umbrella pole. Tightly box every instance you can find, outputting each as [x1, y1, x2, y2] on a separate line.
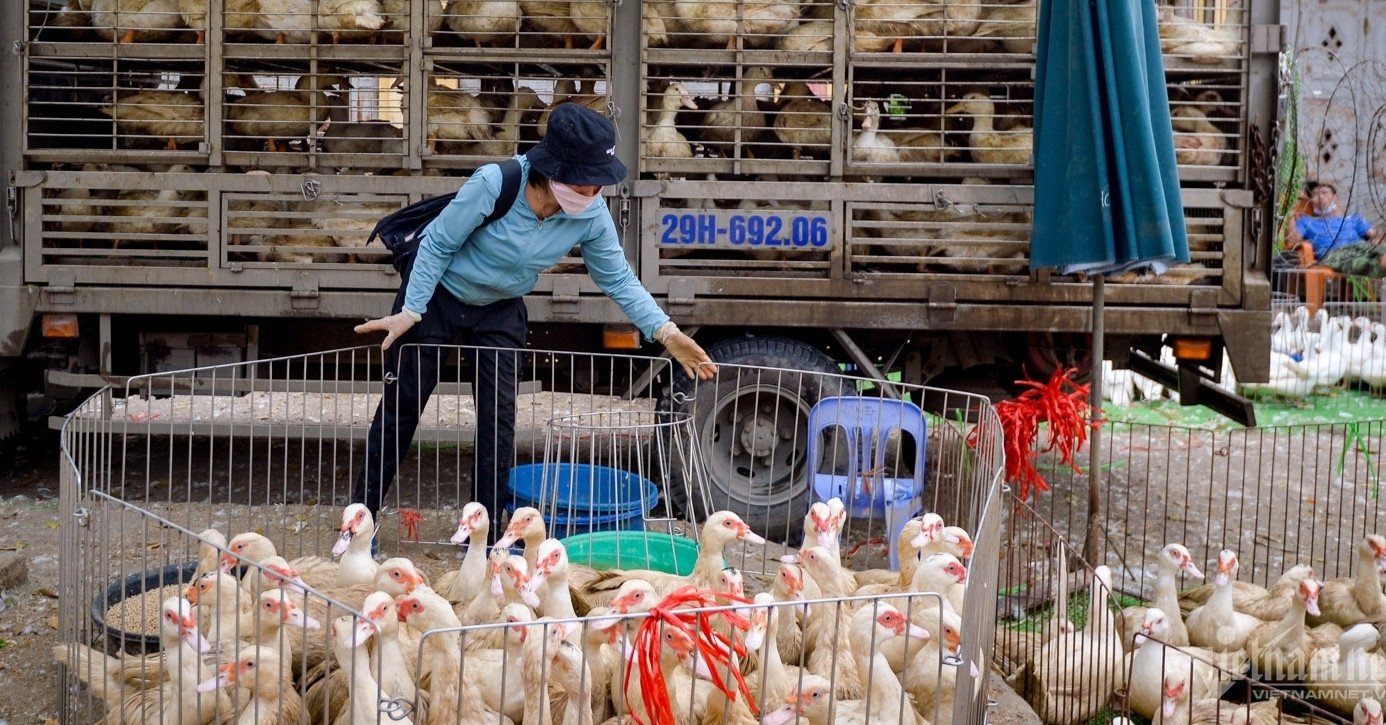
[1084, 274, 1105, 565]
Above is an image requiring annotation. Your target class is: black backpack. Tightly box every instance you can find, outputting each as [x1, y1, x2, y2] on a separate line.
[368, 159, 523, 274]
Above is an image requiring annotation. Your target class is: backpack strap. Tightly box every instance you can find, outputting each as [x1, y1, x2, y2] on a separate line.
[480, 158, 523, 229]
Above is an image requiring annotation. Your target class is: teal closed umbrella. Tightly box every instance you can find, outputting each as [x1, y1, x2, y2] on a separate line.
[1030, 0, 1190, 560]
[1031, 0, 1189, 274]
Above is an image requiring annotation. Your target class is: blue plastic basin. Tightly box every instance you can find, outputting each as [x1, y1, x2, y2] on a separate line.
[507, 463, 660, 536]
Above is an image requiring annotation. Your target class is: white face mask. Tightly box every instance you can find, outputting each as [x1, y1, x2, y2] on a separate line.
[1314, 202, 1338, 216]
[551, 182, 600, 215]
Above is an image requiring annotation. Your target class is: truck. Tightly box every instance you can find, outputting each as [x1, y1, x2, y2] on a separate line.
[1, 0, 1278, 538]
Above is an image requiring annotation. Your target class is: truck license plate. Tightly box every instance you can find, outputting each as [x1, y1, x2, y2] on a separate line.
[656, 209, 831, 252]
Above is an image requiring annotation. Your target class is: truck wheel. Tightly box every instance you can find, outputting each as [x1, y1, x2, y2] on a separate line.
[663, 336, 843, 544]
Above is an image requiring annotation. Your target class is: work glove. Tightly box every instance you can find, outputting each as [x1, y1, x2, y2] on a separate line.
[355, 310, 418, 352]
[656, 322, 717, 381]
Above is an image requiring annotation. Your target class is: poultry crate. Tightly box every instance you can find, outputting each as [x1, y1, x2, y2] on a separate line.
[997, 492, 1355, 725]
[55, 345, 1006, 724]
[995, 419, 1386, 724]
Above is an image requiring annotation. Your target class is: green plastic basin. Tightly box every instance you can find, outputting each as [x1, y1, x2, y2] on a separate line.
[560, 531, 701, 576]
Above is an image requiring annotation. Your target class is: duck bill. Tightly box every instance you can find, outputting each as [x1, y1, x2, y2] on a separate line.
[490, 574, 505, 598]
[910, 529, 932, 549]
[494, 526, 523, 550]
[520, 580, 543, 609]
[1214, 571, 1230, 587]
[945, 102, 967, 114]
[906, 624, 931, 640]
[331, 529, 354, 557]
[1305, 596, 1321, 617]
[291, 610, 322, 630]
[760, 704, 800, 725]
[1182, 560, 1205, 579]
[218, 553, 238, 572]
[196, 666, 232, 693]
[352, 621, 376, 649]
[743, 623, 766, 651]
[1162, 696, 1177, 719]
[590, 612, 625, 631]
[948, 533, 974, 558]
[814, 530, 835, 550]
[740, 529, 767, 545]
[181, 623, 213, 653]
[284, 576, 309, 595]
[449, 523, 474, 545]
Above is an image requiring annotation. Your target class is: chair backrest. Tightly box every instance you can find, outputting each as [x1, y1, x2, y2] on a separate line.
[806, 396, 927, 484]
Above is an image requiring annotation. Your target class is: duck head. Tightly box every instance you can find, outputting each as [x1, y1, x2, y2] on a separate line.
[376, 557, 426, 596]
[450, 502, 488, 545]
[161, 596, 212, 653]
[496, 507, 545, 550]
[332, 504, 374, 557]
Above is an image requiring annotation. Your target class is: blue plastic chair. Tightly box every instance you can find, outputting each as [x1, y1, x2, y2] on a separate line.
[805, 396, 927, 570]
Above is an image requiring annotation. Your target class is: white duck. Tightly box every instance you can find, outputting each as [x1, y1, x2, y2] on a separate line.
[1186, 550, 1268, 652]
[1120, 542, 1205, 650]
[358, 591, 417, 707]
[330, 614, 414, 725]
[434, 502, 491, 607]
[645, 82, 699, 163]
[1024, 565, 1124, 725]
[945, 92, 1031, 165]
[494, 505, 547, 571]
[55, 597, 224, 725]
[1126, 608, 1247, 720]
[519, 538, 578, 620]
[1245, 578, 1343, 680]
[1308, 624, 1386, 716]
[851, 100, 901, 175]
[1178, 562, 1315, 622]
[331, 503, 379, 588]
[1311, 535, 1386, 627]
[196, 646, 302, 725]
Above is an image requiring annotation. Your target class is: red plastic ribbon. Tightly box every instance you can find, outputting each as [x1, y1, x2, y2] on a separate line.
[967, 367, 1094, 501]
[625, 586, 758, 724]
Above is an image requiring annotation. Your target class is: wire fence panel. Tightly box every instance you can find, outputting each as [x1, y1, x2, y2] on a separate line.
[56, 345, 1003, 724]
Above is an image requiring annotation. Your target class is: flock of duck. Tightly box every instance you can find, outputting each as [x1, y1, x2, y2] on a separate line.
[1014, 539, 1386, 725]
[1242, 306, 1386, 401]
[52, 0, 1239, 64]
[58, 499, 979, 724]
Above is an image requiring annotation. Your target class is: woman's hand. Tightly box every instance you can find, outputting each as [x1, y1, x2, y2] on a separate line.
[355, 311, 417, 351]
[661, 328, 717, 381]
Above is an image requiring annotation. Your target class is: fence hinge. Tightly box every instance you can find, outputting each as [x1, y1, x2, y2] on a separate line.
[927, 284, 956, 323]
[290, 273, 320, 310]
[667, 278, 696, 311]
[1188, 288, 1218, 325]
[551, 276, 581, 317]
[46, 268, 76, 306]
[1250, 24, 1284, 55]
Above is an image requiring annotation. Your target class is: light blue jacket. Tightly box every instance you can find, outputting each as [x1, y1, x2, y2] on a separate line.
[404, 156, 669, 340]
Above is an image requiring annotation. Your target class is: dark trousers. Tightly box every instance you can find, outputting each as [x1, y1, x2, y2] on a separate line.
[353, 281, 527, 543]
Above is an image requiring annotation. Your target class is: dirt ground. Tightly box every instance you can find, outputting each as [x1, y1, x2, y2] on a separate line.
[0, 429, 64, 725]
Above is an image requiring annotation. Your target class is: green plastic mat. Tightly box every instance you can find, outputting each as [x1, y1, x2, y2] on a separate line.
[1104, 388, 1386, 430]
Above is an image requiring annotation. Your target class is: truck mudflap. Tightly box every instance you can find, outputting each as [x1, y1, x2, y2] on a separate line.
[1127, 348, 1257, 427]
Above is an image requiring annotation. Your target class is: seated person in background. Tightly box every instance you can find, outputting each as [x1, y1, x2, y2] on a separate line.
[1287, 180, 1384, 276]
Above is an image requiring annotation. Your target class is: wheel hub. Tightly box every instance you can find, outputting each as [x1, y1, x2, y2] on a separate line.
[737, 413, 780, 461]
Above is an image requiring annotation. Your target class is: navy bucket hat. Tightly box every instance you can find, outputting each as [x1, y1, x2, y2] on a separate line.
[525, 103, 627, 186]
